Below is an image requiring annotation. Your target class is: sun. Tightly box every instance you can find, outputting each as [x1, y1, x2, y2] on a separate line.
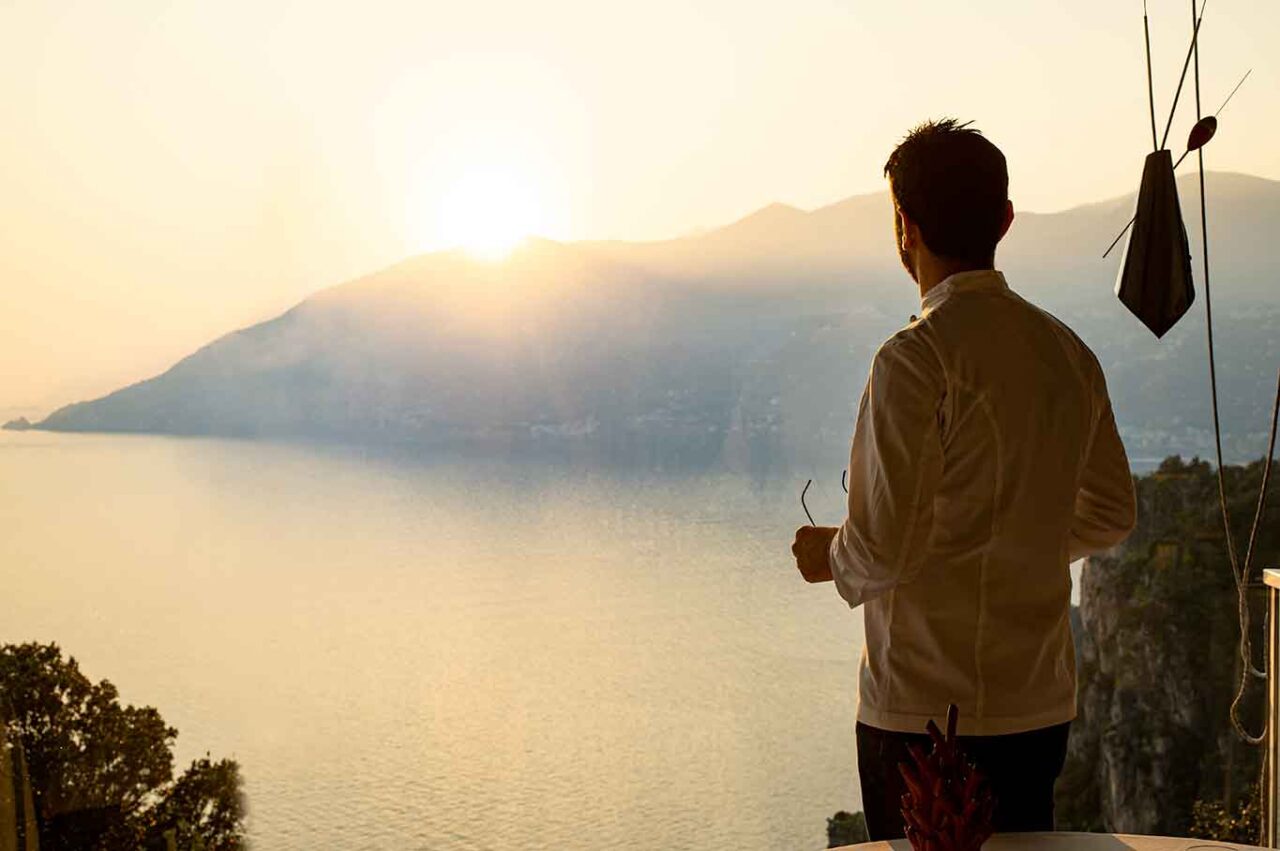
[432, 166, 548, 261]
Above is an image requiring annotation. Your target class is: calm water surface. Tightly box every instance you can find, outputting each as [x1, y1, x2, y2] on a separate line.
[1, 431, 866, 850]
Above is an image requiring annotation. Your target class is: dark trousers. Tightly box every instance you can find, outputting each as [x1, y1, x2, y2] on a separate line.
[855, 720, 1070, 841]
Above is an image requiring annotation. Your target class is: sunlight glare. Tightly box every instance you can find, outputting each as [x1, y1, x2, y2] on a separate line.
[434, 166, 546, 261]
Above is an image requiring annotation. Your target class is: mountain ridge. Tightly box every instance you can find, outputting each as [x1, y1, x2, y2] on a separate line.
[25, 170, 1280, 471]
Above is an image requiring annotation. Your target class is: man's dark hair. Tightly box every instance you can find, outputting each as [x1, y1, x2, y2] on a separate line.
[883, 118, 1009, 266]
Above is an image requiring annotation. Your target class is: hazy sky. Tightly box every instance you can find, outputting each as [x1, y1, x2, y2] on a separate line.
[3, 0, 1278, 412]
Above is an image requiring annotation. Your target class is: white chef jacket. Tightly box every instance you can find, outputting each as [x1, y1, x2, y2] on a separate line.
[829, 269, 1136, 736]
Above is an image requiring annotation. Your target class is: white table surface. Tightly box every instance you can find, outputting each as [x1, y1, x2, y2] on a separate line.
[834, 832, 1267, 851]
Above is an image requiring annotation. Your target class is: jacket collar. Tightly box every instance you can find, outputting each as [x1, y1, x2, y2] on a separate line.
[920, 269, 1009, 316]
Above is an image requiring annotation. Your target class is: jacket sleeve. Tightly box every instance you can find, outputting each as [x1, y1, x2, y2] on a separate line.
[829, 333, 946, 609]
[1067, 374, 1137, 560]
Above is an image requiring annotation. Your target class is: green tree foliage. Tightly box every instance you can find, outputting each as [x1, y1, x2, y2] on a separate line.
[0, 642, 244, 850]
[1189, 784, 1261, 845]
[826, 810, 869, 847]
[135, 757, 243, 851]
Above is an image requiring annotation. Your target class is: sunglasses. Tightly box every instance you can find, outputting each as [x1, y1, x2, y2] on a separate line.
[800, 469, 847, 526]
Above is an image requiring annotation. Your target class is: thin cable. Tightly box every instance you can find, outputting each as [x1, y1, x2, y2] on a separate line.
[1186, 0, 1276, 747]
[1197, 115, 1254, 685]
[1103, 216, 1136, 259]
[1159, 1, 1209, 151]
[1242, 370, 1280, 588]
[1214, 68, 1251, 118]
[1144, 0, 1159, 151]
[1228, 373, 1279, 746]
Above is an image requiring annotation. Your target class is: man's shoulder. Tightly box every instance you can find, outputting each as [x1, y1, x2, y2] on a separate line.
[948, 284, 1102, 363]
[1009, 289, 1081, 335]
[1013, 293, 1105, 374]
[896, 284, 1107, 388]
[872, 320, 947, 380]
[877, 317, 930, 354]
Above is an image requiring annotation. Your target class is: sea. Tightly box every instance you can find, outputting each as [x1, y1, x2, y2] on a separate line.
[0, 430, 869, 850]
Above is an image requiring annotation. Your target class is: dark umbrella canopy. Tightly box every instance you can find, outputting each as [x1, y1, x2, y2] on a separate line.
[1115, 149, 1195, 338]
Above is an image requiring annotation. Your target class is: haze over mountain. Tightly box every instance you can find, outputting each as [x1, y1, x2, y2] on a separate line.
[28, 172, 1280, 472]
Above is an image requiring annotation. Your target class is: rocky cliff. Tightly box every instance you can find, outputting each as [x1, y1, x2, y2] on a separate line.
[1058, 455, 1279, 836]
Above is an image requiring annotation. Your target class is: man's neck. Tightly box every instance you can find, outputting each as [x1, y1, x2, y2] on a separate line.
[916, 260, 995, 301]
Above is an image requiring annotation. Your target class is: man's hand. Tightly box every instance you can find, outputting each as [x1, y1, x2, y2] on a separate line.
[791, 525, 838, 583]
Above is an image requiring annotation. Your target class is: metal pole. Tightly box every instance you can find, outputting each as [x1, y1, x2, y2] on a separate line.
[1267, 570, 1280, 847]
[1143, 0, 1159, 151]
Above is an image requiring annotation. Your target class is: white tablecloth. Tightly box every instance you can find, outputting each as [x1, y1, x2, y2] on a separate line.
[836, 832, 1266, 851]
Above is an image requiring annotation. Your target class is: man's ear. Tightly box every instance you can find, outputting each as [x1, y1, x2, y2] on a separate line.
[899, 208, 916, 251]
[997, 199, 1015, 241]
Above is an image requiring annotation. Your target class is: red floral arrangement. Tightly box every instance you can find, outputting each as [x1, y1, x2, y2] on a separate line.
[898, 704, 996, 851]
